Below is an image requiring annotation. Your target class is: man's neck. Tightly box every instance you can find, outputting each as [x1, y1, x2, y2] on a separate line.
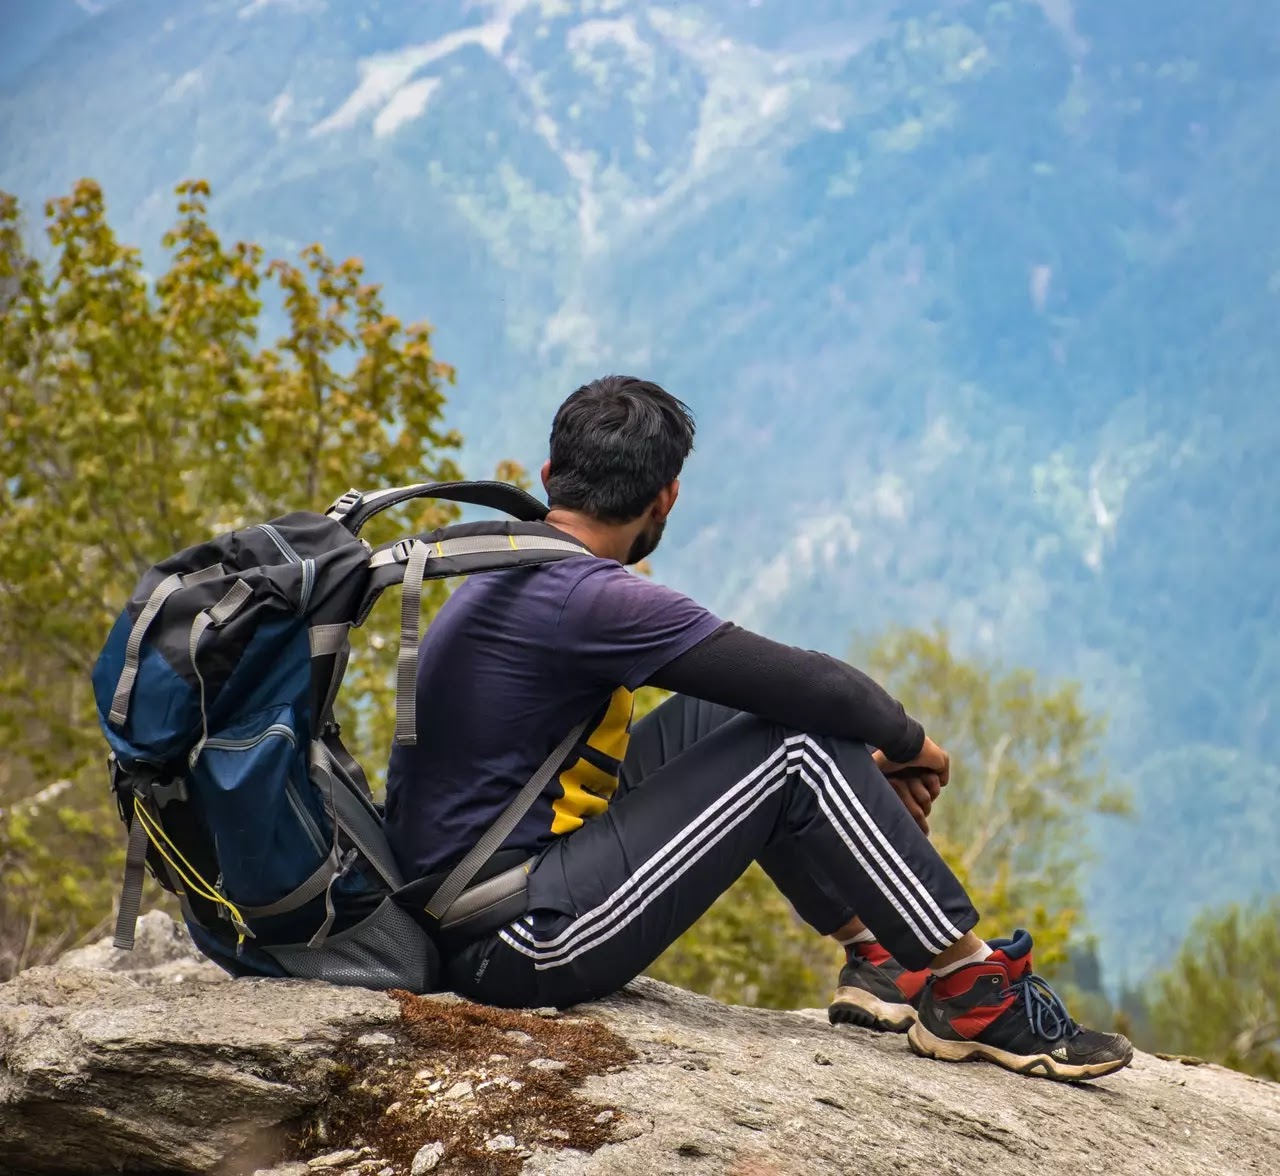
[544, 508, 635, 564]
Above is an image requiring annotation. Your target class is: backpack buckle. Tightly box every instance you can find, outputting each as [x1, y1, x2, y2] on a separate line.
[150, 777, 189, 808]
[326, 488, 363, 519]
[390, 538, 417, 564]
[109, 755, 187, 809]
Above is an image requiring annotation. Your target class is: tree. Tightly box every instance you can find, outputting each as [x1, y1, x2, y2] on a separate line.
[648, 628, 1123, 1007]
[1090, 745, 1280, 983]
[862, 628, 1128, 971]
[1150, 898, 1280, 1080]
[0, 179, 463, 975]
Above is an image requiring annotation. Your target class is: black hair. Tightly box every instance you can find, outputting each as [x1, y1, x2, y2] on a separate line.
[546, 375, 696, 522]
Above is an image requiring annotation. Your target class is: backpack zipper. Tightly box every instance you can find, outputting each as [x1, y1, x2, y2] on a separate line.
[203, 723, 297, 752]
[201, 724, 326, 855]
[285, 780, 327, 856]
[257, 523, 299, 564]
[300, 557, 315, 611]
[257, 524, 316, 612]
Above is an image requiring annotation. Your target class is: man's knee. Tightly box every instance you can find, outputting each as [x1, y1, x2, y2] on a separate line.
[773, 726, 878, 773]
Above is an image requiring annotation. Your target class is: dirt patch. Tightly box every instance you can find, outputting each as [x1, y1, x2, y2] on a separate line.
[285, 991, 637, 1174]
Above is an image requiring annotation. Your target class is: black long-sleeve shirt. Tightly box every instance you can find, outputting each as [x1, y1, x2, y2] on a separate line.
[646, 622, 925, 762]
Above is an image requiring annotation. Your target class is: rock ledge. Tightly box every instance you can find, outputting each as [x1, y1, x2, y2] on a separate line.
[0, 914, 1276, 1175]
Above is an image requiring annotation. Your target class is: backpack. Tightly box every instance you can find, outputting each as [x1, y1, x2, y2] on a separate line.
[91, 480, 588, 990]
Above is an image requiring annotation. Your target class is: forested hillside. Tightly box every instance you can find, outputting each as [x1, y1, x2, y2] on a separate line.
[1, 0, 1276, 976]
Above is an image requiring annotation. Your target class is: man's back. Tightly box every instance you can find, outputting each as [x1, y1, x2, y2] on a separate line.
[384, 552, 720, 878]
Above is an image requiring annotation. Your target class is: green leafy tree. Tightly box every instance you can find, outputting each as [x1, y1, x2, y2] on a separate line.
[1150, 898, 1280, 1079]
[649, 628, 1123, 1007]
[0, 179, 463, 975]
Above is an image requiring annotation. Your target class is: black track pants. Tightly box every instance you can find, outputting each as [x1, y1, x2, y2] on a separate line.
[443, 696, 979, 1008]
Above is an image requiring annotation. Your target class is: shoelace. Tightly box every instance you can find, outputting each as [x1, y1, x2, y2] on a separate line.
[1001, 973, 1078, 1042]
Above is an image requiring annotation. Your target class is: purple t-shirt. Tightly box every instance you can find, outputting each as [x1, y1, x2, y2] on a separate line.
[384, 555, 723, 878]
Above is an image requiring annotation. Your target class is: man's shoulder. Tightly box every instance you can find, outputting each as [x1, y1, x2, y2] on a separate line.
[445, 551, 614, 615]
[561, 557, 703, 604]
[450, 553, 709, 626]
[558, 559, 717, 638]
[534, 552, 622, 596]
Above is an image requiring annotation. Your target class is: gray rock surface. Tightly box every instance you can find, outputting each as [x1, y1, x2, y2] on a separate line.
[0, 915, 1277, 1175]
[54, 909, 228, 985]
[0, 962, 395, 1173]
[566, 989, 1280, 1176]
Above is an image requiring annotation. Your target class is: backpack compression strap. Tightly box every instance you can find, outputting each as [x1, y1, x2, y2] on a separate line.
[107, 562, 226, 729]
[327, 480, 548, 535]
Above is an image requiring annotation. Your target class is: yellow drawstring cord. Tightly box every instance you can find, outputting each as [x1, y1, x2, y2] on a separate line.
[132, 803, 251, 946]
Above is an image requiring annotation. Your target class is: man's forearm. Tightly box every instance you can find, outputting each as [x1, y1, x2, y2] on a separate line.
[645, 622, 925, 761]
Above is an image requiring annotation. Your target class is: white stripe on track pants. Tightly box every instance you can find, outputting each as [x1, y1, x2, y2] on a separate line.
[443, 695, 979, 1008]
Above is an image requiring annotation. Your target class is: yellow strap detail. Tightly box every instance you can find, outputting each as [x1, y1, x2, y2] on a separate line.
[133, 804, 251, 946]
[435, 540, 444, 556]
[508, 533, 519, 551]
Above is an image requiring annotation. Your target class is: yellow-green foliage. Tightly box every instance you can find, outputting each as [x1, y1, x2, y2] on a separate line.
[0, 179, 462, 975]
[1152, 899, 1280, 1080]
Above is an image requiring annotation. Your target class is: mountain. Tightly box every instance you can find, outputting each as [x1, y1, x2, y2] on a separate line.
[2, 0, 1277, 981]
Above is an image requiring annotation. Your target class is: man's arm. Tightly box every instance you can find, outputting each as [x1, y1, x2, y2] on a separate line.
[561, 566, 947, 831]
[646, 622, 924, 761]
[647, 623, 948, 830]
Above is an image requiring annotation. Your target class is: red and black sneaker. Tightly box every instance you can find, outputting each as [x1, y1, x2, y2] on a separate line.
[828, 939, 929, 1033]
[907, 930, 1134, 1082]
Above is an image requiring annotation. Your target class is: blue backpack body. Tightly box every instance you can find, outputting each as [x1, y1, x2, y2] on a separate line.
[92, 481, 586, 989]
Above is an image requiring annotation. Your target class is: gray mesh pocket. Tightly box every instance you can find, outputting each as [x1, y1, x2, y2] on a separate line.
[263, 898, 439, 992]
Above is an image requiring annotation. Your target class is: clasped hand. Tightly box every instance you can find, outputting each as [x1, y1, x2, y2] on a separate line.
[873, 735, 949, 835]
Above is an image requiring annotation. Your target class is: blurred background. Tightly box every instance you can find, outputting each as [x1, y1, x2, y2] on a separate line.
[1, 0, 1276, 1077]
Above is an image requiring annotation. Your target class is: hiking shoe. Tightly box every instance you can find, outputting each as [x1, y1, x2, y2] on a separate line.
[828, 939, 929, 1033]
[907, 930, 1134, 1082]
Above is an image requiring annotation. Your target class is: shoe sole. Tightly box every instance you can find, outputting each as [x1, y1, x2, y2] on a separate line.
[828, 986, 917, 1033]
[906, 1022, 1134, 1082]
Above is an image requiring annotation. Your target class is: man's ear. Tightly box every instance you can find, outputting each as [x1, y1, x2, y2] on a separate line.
[654, 479, 680, 520]
[540, 460, 552, 493]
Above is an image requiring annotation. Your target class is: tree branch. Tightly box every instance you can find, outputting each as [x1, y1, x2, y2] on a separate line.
[960, 731, 1012, 871]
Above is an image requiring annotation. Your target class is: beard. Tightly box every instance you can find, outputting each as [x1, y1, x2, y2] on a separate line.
[624, 516, 667, 565]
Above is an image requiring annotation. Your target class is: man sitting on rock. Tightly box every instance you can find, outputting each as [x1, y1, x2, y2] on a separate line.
[385, 375, 1133, 1083]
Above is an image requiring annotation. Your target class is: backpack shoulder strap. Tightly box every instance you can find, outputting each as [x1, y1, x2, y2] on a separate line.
[417, 717, 590, 925]
[364, 520, 589, 746]
[327, 480, 547, 534]
[367, 521, 587, 573]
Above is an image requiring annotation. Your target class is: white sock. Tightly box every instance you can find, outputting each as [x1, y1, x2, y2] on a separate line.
[932, 942, 993, 977]
[836, 929, 877, 947]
